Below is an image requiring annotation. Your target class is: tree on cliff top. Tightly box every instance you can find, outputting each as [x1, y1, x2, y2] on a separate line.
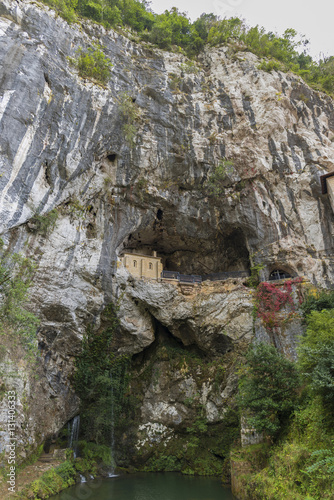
[41, 0, 334, 96]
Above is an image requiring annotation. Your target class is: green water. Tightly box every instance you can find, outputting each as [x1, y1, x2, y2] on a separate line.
[50, 473, 236, 500]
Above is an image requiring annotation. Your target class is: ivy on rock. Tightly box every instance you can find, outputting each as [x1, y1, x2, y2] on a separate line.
[74, 303, 130, 447]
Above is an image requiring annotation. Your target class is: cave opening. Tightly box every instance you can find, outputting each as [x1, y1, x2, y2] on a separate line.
[107, 153, 117, 162]
[132, 319, 207, 369]
[44, 160, 52, 186]
[44, 73, 51, 86]
[121, 225, 250, 277]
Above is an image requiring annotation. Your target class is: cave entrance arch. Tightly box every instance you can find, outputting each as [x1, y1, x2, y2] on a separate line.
[121, 225, 250, 277]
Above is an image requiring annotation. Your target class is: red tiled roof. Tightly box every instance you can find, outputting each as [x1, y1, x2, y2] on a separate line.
[320, 172, 334, 194]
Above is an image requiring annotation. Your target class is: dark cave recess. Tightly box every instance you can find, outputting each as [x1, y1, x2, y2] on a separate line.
[122, 227, 250, 276]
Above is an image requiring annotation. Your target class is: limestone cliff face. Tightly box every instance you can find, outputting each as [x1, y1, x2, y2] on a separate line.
[0, 0, 334, 458]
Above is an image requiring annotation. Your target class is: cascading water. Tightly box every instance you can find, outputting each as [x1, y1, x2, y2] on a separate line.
[69, 415, 80, 458]
[108, 372, 118, 478]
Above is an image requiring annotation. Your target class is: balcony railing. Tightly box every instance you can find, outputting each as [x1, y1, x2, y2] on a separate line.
[161, 270, 249, 283]
[204, 271, 249, 281]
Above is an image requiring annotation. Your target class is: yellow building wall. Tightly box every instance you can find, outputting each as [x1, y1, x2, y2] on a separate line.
[122, 255, 142, 279]
[121, 253, 163, 279]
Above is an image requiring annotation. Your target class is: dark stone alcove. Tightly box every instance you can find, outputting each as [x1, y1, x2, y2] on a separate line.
[121, 224, 250, 276]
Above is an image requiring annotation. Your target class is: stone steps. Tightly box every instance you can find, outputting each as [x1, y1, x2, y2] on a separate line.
[37, 453, 57, 464]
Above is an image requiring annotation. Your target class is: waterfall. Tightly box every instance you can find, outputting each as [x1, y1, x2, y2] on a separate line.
[69, 415, 80, 458]
[108, 372, 118, 478]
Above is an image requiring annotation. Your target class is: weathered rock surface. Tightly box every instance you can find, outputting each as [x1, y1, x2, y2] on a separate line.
[114, 266, 253, 355]
[0, 334, 78, 460]
[0, 0, 333, 458]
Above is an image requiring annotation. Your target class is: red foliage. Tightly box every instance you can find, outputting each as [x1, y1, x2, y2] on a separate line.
[255, 277, 303, 331]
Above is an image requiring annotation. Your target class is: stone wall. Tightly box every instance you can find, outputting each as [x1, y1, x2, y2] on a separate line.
[121, 252, 163, 280]
[0, 0, 333, 461]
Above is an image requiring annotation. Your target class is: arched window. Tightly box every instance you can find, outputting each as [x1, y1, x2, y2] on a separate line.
[269, 269, 292, 281]
[149, 262, 153, 270]
[133, 260, 137, 268]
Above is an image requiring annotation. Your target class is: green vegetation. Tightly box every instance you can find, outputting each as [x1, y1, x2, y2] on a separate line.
[70, 45, 112, 84]
[135, 177, 149, 202]
[206, 159, 234, 197]
[237, 396, 334, 500]
[41, 0, 78, 23]
[40, 0, 334, 96]
[118, 92, 141, 145]
[24, 445, 45, 467]
[258, 59, 282, 73]
[300, 288, 334, 316]
[238, 343, 299, 440]
[29, 209, 58, 236]
[141, 408, 240, 478]
[16, 461, 76, 499]
[180, 60, 199, 74]
[0, 241, 39, 352]
[235, 290, 334, 499]
[130, 341, 240, 478]
[247, 262, 265, 288]
[74, 303, 131, 449]
[306, 445, 334, 476]
[73, 306, 242, 478]
[16, 443, 111, 500]
[62, 197, 87, 219]
[298, 309, 334, 410]
[78, 441, 113, 468]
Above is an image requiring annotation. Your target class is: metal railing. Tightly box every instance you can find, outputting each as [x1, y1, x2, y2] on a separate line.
[161, 270, 249, 283]
[161, 270, 180, 280]
[268, 270, 292, 281]
[179, 274, 202, 284]
[203, 271, 249, 281]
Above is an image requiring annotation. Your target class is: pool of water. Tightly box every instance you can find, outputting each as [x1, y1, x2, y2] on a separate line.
[50, 472, 236, 500]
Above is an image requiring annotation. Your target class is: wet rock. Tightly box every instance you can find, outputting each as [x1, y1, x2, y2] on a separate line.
[0, 0, 333, 457]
